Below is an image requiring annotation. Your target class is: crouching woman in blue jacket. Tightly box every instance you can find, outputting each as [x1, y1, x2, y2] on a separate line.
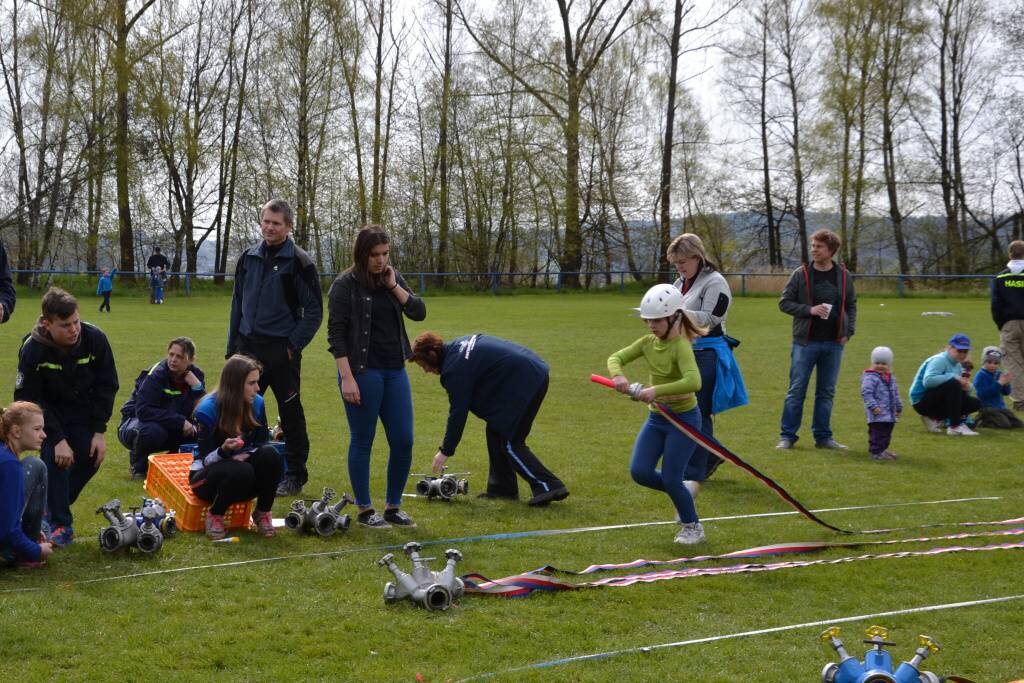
[410, 332, 569, 507]
[189, 355, 282, 539]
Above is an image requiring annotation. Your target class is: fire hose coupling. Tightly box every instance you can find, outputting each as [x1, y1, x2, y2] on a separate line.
[284, 487, 354, 536]
[820, 626, 944, 683]
[96, 499, 141, 553]
[379, 541, 465, 611]
[414, 466, 469, 501]
[130, 498, 177, 537]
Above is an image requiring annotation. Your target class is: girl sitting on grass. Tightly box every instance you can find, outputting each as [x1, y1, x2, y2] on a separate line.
[607, 284, 706, 545]
[0, 401, 52, 568]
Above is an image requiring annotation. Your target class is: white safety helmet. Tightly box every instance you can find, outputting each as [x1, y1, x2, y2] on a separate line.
[635, 284, 684, 319]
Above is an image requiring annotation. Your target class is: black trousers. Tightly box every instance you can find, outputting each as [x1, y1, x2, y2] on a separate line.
[483, 377, 564, 498]
[237, 336, 309, 483]
[40, 421, 98, 528]
[912, 378, 981, 427]
[117, 416, 185, 476]
[99, 293, 111, 312]
[189, 445, 283, 515]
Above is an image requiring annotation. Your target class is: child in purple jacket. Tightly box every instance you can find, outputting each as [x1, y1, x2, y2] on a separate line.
[860, 346, 902, 461]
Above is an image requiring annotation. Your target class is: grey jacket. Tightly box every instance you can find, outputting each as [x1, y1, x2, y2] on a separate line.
[674, 267, 732, 336]
[779, 262, 856, 343]
[227, 237, 323, 355]
[326, 271, 426, 375]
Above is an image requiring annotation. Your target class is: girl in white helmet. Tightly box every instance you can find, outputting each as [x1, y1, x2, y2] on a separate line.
[607, 284, 708, 544]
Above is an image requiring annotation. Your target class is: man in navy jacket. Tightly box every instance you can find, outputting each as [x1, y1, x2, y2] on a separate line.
[227, 199, 322, 496]
[410, 332, 569, 507]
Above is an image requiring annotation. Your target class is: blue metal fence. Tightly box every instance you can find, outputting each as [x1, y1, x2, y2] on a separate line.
[11, 268, 996, 297]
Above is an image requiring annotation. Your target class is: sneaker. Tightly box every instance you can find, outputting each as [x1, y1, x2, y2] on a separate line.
[947, 423, 979, 436]
[920, 415, 943, 433]
[527, 485, 570, 507]
[775, 438, 794, 449]
[704, 455, 724, 478]
[814, 439, 848, 450]
[882, 449, 898, 459]
[206, 514, 226, 540]
[130, 471, 146, 481]
[357, 510, 391, 528]
[252, 510, 275, 537]
[674, 522, 706, 545]
[683, 480, 701, 500]
[275, 476, 304, 497]
[49, 526, 74, 547]
[383, 509, 416, 528]
[871, 451, 896, 461]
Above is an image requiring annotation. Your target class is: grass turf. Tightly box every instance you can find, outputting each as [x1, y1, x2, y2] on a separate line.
[0, 289, 1021, 681]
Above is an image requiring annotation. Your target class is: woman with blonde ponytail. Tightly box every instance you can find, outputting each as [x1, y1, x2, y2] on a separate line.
[1, 401, 52, 568]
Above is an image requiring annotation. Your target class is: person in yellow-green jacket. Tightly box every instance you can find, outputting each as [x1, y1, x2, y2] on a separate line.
[607, 284, 706, 546]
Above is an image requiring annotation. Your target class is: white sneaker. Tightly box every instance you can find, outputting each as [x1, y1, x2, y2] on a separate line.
[683, 480, 701, 500]
[674, 522, 706, 545]
[920, 415, 943, 433]
[947, 423, 979, 436]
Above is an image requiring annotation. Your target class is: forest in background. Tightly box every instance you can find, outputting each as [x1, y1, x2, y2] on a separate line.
[2, 0, 1023, 287]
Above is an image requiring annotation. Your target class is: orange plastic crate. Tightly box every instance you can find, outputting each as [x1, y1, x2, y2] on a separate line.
[144, 453, 254, 532]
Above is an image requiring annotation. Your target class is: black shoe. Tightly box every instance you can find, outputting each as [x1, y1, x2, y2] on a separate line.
[704, 455, 725, 478]
[130, 471, 146, 481]
[383, 509, 416, 528]
[357, 510, 390, 528]
[527, 486, 569, 507]
[775, 438, 795, 449]
[275, 476, 304, 497]
[476, 491, 519, 501]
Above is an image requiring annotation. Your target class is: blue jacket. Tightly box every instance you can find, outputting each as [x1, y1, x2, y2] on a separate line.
[15, 321, 119, 442]
[692, 335, 748, 414]
[909, 351, 961, 405]
[438, 334, 548, 457]
[0, 446, 40, 562]
[0, 240, 15, 323]
[227, 237, 323, 356]
[861, 370, 902, 422]
[96, 269, 117, 295]
[191, 393, 269, 473]
[973, 367, 1011, 409]
[120, 360, 206, 432]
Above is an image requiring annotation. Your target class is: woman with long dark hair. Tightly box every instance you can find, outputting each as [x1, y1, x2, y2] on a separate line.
[189, 355, 283, 539]
[327, 225, 426, 528]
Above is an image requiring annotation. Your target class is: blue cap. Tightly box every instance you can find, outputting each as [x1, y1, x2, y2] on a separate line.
[948, 333, 971, 350]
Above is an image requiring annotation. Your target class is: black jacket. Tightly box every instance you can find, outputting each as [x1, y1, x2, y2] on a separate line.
[326, 271, 426, 375]
[120, 359, 206, 433]
[15, 320, 119, 441]
[227, 237, 323, 356]
[0, 240, 14, 323]
[991, 267, 1024, 330]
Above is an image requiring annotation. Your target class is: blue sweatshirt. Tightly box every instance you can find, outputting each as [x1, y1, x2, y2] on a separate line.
[973, 367, 1012, 409]
[438, 334, 548, 457]
[96, 269, 117, 295]
[909, 351, 962, 404]
[0, 445, 41, 562]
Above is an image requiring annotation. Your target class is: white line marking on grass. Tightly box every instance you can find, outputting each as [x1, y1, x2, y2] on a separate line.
[0, 496, 1001, 594]
[454, 593, 1024, 681]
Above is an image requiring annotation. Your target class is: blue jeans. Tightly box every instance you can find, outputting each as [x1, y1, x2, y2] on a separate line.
[630, 408, 701, 524]
[342, 367, 414, 508]
[780, 340, 845, 444]
[0, 457, 47, 564]
[685, 348, 717, 481]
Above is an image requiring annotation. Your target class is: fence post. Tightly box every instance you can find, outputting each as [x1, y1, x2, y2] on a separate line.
[184, 273, 191, 297]
[490, 272, 497, 295]
[556, 272, 562, 292]
[897, 277, 904, 298]
[741, 274, 747, 297]
[420, 273, 426, 293]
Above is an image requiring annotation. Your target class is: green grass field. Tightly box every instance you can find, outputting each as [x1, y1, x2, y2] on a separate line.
[1, 289, 1021, 682]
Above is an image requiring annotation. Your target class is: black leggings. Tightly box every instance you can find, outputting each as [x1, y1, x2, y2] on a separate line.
[912, 378, 980, 427]
[190, 445, 283, 515]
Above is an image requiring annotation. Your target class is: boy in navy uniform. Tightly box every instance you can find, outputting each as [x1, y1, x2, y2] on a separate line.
[14, 288, 118, 546]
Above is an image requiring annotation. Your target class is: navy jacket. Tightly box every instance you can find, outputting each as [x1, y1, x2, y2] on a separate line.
[0, 240, 14, 323]
[0, 447, 39, 561]
[991, 267, 1024, 330]
[120, 360, 206, 432]
[438, 335, 549, 457]
[15, 321, 119, 442]
[227, 237, 323, 355]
